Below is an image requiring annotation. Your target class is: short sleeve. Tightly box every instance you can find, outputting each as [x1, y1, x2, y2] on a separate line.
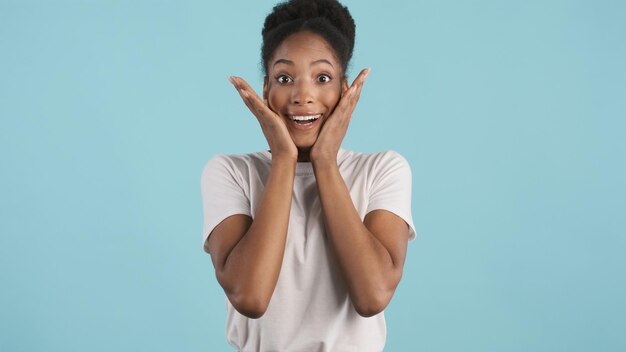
[365, 151, 417, 241]
[200, 155, 252, 251]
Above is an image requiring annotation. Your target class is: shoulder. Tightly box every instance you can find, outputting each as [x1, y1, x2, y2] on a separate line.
[201, 151, 270, 178]
[341, 149, 411, 174]
[371, 150, 410, 168]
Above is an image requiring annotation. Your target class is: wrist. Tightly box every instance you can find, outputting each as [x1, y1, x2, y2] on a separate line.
[311, 155, 338, 171]
[271, 154, 298, 168]
[310, 148, 338, 165]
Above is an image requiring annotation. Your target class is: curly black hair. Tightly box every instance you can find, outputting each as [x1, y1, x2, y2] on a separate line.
[261, 0, 356, 76]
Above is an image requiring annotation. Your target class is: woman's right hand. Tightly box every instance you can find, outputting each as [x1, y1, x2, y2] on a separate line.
[229, 76, 298, 162]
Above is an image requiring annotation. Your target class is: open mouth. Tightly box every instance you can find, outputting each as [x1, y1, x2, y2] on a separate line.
[288, 114, 322, 126]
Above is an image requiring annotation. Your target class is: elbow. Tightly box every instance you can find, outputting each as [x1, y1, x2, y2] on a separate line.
[216, 270, 272, 319]
[352, 273, 401, 317]
[228, 292, 270, 319]
[354, 304, 385, 318]
[352, 290, 393, 318]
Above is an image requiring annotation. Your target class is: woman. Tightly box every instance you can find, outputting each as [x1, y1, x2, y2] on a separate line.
[201, 0, 416, 350]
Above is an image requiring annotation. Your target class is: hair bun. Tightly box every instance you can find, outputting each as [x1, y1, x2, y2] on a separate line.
[263, 0, 355, 49]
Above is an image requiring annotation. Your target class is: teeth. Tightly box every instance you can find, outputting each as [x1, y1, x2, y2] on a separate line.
[289, 114, 321, 121]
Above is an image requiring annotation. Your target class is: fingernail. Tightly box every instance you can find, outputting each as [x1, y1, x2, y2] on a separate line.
[365, 68, 372, 77]
[228, 76, 235, 84]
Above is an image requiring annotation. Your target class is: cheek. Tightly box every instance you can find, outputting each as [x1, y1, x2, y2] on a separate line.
[267, 89, 288, 112]
[321, 87, 342, 108]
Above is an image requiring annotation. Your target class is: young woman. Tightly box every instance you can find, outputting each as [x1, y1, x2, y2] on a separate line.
[201, 0, 416, 350]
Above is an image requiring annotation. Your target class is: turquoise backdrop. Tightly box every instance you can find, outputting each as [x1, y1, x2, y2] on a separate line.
[1, 0, 624, 351]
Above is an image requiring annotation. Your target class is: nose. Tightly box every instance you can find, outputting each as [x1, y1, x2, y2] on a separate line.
[291, 79, 314, 105]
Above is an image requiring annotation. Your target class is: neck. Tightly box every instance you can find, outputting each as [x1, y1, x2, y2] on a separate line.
[267, 148, 312, 162]
[297, 147, 310, 162]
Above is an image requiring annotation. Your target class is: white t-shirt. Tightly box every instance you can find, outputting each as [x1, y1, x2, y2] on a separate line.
[201, 148, 416, 352]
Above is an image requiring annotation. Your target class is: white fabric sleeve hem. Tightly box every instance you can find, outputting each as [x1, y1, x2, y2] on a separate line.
[365, 207, 417, 241]
[202, 210, 252, 250]
[200, 154, 252, 252]
[365, 150, 417, 241]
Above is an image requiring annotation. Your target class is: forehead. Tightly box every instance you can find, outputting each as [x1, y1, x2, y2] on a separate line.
[270, 31, 340, 68]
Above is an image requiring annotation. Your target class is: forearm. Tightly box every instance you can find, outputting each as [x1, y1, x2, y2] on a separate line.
[312, 160, 397, 315]
[222, 157, 296, 309]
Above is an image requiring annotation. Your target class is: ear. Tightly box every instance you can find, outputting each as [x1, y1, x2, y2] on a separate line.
[341, 76, 349, 97]
[263, 76, 269, 101]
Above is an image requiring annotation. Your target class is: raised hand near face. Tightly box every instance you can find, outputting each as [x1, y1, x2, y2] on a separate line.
[229, 76, 298, 162]
[309, 68, 371, 164]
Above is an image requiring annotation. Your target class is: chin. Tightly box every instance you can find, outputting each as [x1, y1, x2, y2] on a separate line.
[291, 134, 318, 150]
[295, 143, 314, 151]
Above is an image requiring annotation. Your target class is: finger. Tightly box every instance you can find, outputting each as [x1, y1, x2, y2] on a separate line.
[332, 84, 359, 119]
[230, 76, 275, 119]
[229, 78, 256, 111]
[344, 73, 366, 107]
[350, 68, 370, 102]
[332, 69, 369, 122]
[237, 79, 272, 116]
[236, 88, 258, 115]
[348, 67, 371, 91]
[230, 76, 255, 94]
[339, 68, 369, 108]
[230, 76, 258, 99]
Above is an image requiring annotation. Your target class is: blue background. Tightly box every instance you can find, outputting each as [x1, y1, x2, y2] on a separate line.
[1, 0, 625, 351]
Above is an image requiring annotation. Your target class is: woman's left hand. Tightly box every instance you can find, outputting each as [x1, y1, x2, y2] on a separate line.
[310, 68, 371, 165]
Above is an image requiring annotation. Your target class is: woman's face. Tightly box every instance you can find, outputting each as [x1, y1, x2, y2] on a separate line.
[264, 31, 348, 150]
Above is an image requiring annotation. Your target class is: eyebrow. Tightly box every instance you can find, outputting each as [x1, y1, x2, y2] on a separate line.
[272, 59, 334, 68]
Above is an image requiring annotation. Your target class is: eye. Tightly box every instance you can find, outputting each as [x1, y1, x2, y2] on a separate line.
[317, 74, 332, 83]
[276, 75, 293, 84]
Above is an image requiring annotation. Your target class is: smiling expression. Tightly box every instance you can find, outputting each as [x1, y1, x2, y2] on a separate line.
[263, 31, 348, 150]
